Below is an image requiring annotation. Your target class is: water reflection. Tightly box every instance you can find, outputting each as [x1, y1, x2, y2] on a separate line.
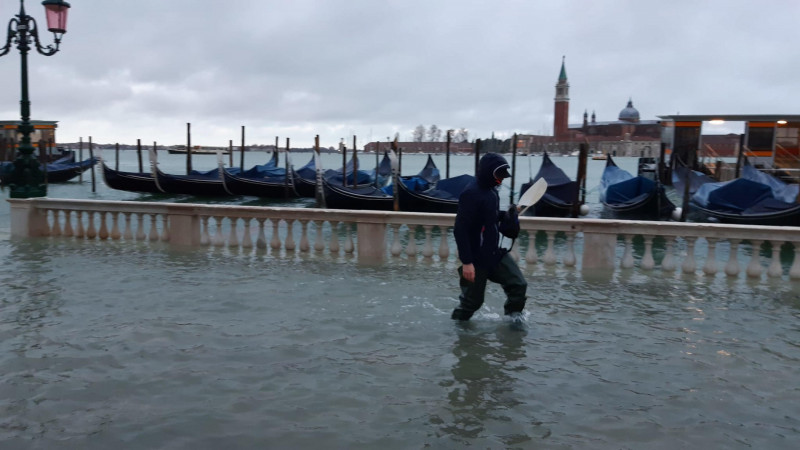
[439, 324, 530, 446]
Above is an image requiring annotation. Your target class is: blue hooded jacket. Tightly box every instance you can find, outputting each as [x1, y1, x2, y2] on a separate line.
[453, 153, 511, 270]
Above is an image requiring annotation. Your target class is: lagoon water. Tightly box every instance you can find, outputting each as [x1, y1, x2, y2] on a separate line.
[1, 151, 799, 449]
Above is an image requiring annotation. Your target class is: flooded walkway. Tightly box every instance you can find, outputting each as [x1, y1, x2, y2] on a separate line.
[1, 236, 798, 448]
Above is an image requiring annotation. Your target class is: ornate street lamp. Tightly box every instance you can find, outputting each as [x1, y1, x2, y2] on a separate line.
[1, 0, 70, 198]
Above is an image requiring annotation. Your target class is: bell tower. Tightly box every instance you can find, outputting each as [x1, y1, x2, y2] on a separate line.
[553, 56, 570, 140]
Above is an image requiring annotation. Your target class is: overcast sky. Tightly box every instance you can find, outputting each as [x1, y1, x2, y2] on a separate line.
[1, 0, 798, 148]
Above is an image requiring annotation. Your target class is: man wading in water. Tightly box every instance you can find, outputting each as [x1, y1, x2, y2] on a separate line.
[451, 152, 527, 327]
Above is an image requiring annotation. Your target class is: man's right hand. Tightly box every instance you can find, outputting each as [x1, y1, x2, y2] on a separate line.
[462, 263, 475, 283]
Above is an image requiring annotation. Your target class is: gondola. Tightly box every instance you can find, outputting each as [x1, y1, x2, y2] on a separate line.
[322, 177, 394, 210]
[689, 161, 800, 226]
[396, 173, 473, 213]
[1, 154, 97, 184]
[323, 154, 442, 211]
[101, 161, 163, 193]
[324, 155, 375, 188]
[670, 163, 716, 197]
[45, 157, 98, 183]
[414, 154, 441, 185]
[295, 153, 390, 199]
[519, 152, 578, 217]
[372, 151, 393, 188]
[218, 150, 298, 198]
[293, 154, 318, 198]
[153, 167, 232, 197]
[600, 154, 675, 219]
[222, 168, 297, 198]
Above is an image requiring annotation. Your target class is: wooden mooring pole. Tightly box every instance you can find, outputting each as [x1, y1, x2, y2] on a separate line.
[186, 123, 192, 175]
[89, 136, 96, 193]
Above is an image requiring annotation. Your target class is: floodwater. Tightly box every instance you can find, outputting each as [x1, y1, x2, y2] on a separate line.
[1, 152, 799, 449]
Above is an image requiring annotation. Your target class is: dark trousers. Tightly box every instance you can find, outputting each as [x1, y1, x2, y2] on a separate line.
[451, 253, 528, 321]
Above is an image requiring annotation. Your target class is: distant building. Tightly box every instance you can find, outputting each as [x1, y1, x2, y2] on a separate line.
[0, 120, 58, 145]
[0, 120, 59, 161]
[518, 59, 739, 158]
[363, 141, 473, 154]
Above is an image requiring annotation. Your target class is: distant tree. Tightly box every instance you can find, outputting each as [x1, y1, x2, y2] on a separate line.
[393, 132, 400, 142]
[427, 125, 442, 142]
[454, 128, 469, 143]
[412, 125, 426, 142]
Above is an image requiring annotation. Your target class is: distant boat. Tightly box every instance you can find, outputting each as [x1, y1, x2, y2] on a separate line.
[168, 146, 230, 155]
[600, 154, 675, 219]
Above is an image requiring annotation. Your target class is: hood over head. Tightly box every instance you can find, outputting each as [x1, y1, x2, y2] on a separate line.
[477, 152, 511, 188]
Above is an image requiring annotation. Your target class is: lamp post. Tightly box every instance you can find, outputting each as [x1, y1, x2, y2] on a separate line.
[1, 0, 70, 198]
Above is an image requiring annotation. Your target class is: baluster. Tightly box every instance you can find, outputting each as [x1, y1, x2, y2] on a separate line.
[86, 212, 97, 239]
[681, 237, 697, 274]
[75, 211, 85, 239]
[790, 242, 800, 279]
[228, 217, 239, 248]
[746, 240, 763, 278]
[621, 234, 634, 269]
[98, 212, 109, 240]
[703, 237, 718, 275]
[37, 209, 50, 236]
[241, 218, 253, 249]
[724, 239, 740, 277]
[213, 216, 225, 247]
[438, 225, 450, 260]
[314, 220, 325, 252]
[661, 236, 676, 271]
[344, 222, 355, 254]
[135, 213, 146, 241]
[160, 215, 169, 242]
[329, 221, 340, 254]
[148, 214, 160, 241]
[390, 224, 402, 257]
[123, 213, 133, 241]
[641, 236, 655, 270]
[269, 218, 281, 250]
[200, 216, 210, 246]
[284, 220, 296, 251]
[563, 232, 576, 267]
[525, 230, 538, 265]
[299, 220, 310, 252]
[422, 225, 434, 259]
[543, 231, 556, 265]
[767, 240, 783, 278]
[110, 212, 121, 240]
[50, 210, 62, 236]
[256, 218, 267, 249]
[63, 210, 74, 237]
[405, 225, 418, 257]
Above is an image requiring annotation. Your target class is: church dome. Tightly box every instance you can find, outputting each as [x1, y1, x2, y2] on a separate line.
[618, 99, 640, 122]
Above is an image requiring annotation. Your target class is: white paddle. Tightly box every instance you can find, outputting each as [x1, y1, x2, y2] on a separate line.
[518, 178, 548, 215]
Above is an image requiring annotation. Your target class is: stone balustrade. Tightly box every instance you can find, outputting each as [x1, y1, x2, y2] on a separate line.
[8, 198, 800, 283]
